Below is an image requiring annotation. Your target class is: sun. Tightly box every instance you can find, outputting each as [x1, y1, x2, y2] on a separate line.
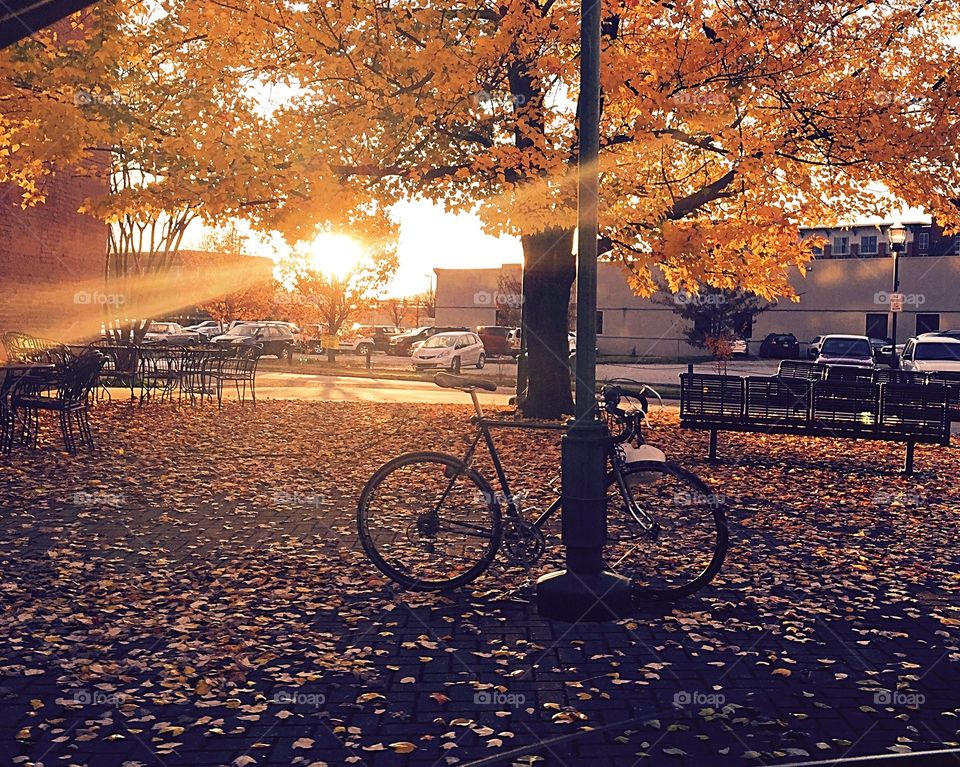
[307, 233, 365, 279]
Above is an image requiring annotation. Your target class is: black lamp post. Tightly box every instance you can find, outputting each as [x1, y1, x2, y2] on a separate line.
[888, 224, 906, 355]
[535, 0, 631, 621]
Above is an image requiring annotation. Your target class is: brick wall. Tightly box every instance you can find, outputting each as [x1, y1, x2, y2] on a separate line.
[0, 167, 109, 346]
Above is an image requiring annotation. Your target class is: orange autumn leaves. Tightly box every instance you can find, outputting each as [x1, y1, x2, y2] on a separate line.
[1, 0, 960, 300]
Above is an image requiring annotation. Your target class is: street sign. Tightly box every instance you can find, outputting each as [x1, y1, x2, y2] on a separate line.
[889, 292, 905, 312]
[322, 334, 340, 350]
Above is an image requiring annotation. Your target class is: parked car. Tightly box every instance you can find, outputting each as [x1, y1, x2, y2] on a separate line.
[507, 328, 521, 357]
[921, 329, 960, 341]
[299, 323, 329, 354]
[731, 338, 748, 357]
[880, 341, 906, 361]
[212, 322, 295, 358]
[185, 320, 225, 341]
[815, 334, 875, 368]
[900, 336, 960, 373]
[507, 328, 583, 357]
[867, 336, 893, 364]
[390, 326, 468, 356]
[868, 337, 889, 357]
[476, 326, 514, 357]
[758, 332, 800, 359]
[143, 321, 202, 345]
[339, 325, 401, 355]
[807, 335, 826, 359]
[411, 331, 486, 373]
[260, 321, 302, 349]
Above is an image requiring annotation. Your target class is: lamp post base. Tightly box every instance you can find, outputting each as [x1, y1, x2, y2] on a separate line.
[536, 569, 632, 622]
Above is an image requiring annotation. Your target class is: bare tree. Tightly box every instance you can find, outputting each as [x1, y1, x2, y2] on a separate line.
[381, 296, 409, 328]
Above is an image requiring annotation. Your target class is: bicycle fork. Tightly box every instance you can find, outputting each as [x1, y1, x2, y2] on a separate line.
[609, 455, 660, 535]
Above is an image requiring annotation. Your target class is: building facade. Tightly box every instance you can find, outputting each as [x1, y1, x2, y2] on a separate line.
[435, 220, 960, 359]
[0, 169, 109, 343]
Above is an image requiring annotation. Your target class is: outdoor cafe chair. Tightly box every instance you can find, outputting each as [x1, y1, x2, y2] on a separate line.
[209, 343, 262, 407]
[179, 347, 229, 405]
[5, 352, 106, 455]
[138, 346, 186, 404]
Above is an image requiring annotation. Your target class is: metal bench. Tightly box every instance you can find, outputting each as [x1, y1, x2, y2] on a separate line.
[812, 380, 880, 428]
[779, 363, 959, 423]
[823, 364, 875, 383]
[873, 368, 925, 385]
[680, 367, 950, 473]
[927, 371, 960, 422]
[746, 376, 811, 425]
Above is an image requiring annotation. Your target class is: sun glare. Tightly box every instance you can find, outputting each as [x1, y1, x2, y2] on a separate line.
[307, 233, 365, 279]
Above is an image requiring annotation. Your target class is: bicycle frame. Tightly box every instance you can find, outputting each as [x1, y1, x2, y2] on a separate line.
[450, 389, 565, 529]
[455, 388, 657, 532]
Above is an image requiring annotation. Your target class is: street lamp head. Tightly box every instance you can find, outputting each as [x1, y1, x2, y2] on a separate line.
[888, 224, 907, 248]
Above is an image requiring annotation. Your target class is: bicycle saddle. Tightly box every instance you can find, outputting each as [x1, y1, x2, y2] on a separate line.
[434, 372, 498, 392]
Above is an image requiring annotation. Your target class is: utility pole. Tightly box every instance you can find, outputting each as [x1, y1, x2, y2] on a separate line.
[536, 0, 631, 621]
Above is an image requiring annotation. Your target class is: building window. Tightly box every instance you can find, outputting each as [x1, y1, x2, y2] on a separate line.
[954, 236, 960, 255]
[916, 313, 940, 335]
[596, 311, 604, 335]
[832, 235, 850, 256]
[859, 235, 878, 255]
[917, 231, 929, 254]
[865, 313, 888, 340]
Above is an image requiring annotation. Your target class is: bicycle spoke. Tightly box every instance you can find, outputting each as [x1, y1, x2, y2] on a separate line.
[358, 453, 501, 590]
[605, 462, 727, 599]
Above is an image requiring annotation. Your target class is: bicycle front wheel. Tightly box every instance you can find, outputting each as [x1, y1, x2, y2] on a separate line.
[357, 452, 503, 591]
[605, 461, 728, 600]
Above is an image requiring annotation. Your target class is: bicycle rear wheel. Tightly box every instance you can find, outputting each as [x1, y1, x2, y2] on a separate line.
[357, 452, 503, 590]
[605, 461, 727, 600]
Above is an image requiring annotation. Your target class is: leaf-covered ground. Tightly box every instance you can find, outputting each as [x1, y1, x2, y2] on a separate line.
[0, 401, 958, 767]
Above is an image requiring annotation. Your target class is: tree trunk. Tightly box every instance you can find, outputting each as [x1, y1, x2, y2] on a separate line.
[519, 227, 576, 419]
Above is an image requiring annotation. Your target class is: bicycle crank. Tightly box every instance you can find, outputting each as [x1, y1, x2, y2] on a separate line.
[502, 520, 545, 566]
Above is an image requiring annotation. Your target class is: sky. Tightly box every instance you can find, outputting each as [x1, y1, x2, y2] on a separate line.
[183, 191, 931, 299]
[184, 199, 522, 298]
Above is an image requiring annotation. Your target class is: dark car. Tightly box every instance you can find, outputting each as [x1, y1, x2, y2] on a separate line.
[868, 336, 891, 363]
[475, 326, 514, 357]
[346, 325, 401, 354]
[389, 326, 468, 356]
[758, 332, 800, 359]
[212, 322, 295, 358]
[815, 334, 875, 369]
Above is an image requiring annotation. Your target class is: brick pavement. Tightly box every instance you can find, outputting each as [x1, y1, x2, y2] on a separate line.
[0, 400, 958, 767]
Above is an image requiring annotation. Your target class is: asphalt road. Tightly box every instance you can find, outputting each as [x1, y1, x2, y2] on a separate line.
[274, 353, 783, 388]
[255, 371, 516, 405]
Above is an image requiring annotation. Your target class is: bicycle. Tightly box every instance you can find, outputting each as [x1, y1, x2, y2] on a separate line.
[357, 372, 728, 600]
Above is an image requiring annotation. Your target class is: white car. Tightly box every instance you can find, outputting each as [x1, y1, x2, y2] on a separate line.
[185, 320, 224, 340]
[808, 335, 826, 359]
[900, 336, 960, 373]
[507, 329, 576, 357]
[143, 321, 202, 345]
[507, 328, 521, 357]
[338, 325, 401, 355]
[412, 331, 486, 374]
[815, 334, 875, 368]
